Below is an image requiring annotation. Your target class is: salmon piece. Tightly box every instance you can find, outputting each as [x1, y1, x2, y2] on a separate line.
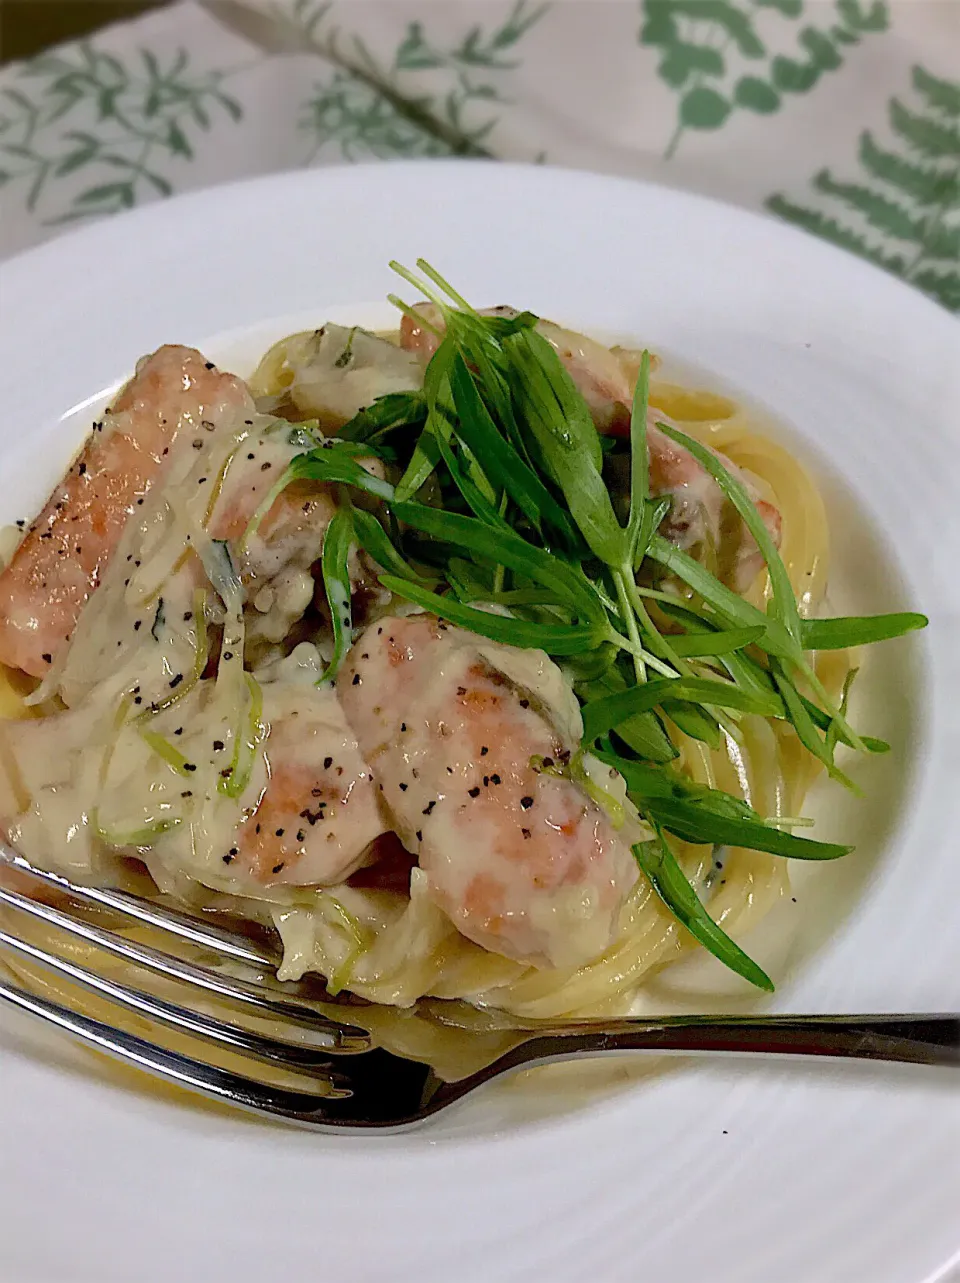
[339, 614, 640, 969]
[0, 345, 252, 677]
[230, 683, 385, 889]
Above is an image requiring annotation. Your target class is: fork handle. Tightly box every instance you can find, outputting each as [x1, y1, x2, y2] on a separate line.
[508, 1014, 960, 1071]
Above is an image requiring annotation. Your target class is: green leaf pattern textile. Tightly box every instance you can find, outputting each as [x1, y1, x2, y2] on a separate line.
[0, 0, 956, 312]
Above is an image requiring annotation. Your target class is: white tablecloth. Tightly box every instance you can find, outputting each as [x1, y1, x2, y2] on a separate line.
[1, 0, 957, 311]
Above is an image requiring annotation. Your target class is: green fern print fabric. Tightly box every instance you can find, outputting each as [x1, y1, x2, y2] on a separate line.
[0, 1, 956, 312]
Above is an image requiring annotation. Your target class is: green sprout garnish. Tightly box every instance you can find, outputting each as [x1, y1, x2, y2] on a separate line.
[259, 258, 927, 992]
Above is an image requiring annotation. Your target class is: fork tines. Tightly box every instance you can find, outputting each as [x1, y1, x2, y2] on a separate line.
[0, 846, 374, 1115]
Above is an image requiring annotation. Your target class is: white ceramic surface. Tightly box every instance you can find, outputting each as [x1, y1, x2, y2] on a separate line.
[0, 162, 957, 1283]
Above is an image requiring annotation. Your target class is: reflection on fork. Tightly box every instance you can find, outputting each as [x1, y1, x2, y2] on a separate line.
[0, 846, 957, 1132]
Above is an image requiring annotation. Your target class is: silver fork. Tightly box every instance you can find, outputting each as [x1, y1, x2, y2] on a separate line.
[0, 851, 956, 1131]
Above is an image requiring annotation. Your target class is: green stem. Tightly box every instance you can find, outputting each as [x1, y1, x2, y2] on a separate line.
[623, 571, 742, 740]
[614, 567, 646, 683]
[625, 574, 689, 674]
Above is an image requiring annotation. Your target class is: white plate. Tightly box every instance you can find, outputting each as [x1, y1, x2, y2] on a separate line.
[0, 162, 958, 1283]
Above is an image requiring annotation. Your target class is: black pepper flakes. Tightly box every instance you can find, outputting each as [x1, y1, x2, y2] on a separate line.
[519, 699, 530, 709]
[468, 786, 480, 798]
[399, 782, 408, 791]
[204, 361, 215, 369]
[275, 828, 285, 837]
[213, 740, 224, 751]
[480, 746, 488, 756]
[422, 800, 436, 816]
[416, 830, 423, 842]
[521, 828, 531, 840]
[520, 795, 534, 809]
[183, 762, 197, 772]
[351, 673, 361, 685]
[272, 863, 285, 874]
[41, 652, 51, 664]
[169, 674, 183, 688]
[490, 773, 501, 785]
[78, 462, 86, 476]
[323, 756, 332, 770]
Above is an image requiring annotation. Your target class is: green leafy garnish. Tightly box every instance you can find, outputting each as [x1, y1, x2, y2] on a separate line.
[582, 676, 784, 743]
[245, 256, 929, 995]
[656, 420, 803, 646]
[351, 507, 432, 584]
[337, 391, 426, 444]
[318, 507, 354, 682]
[633, 825, 774, 992]
[801, 612, 928, 650]
[447, 351, 577, 544]
[380, 576, 601, 654]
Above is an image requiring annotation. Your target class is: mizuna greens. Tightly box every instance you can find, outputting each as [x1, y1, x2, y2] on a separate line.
[259, 260, 926, 991]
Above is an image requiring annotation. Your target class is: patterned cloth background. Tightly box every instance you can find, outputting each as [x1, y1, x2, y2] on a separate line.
[0, 0, 957, 312]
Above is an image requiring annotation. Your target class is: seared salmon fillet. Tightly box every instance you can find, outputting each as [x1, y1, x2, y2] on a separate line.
[0, 345, 251, 676]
